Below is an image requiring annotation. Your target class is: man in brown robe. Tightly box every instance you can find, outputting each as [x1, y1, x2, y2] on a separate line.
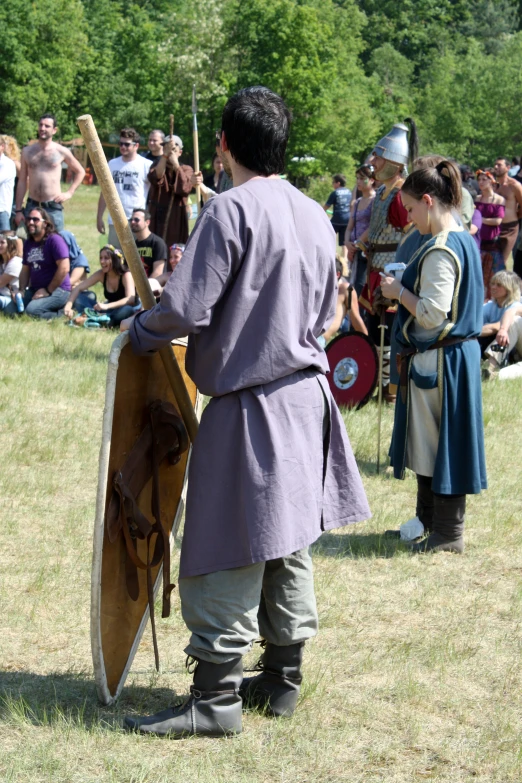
[147, 134, 193, 245]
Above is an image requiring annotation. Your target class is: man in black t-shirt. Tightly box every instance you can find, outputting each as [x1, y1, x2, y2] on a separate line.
[130, 207, 168, 279]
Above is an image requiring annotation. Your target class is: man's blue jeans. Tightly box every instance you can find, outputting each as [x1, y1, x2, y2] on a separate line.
[4, 287, 69, 319]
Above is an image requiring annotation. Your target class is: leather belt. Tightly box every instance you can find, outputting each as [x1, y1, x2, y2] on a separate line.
[368, 242, 400, 254]
[398, 336, 476, 401]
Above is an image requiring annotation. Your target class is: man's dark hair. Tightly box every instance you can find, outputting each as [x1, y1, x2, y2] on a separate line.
[496, 156, 509, 166]
[221, 86, 291, 175]
[28, 207, 57, 237]
[333, 174, 346, 186]
[132, 207, 151, 221]
[39, 113, 57, 128]
[120, 127, 141, 144]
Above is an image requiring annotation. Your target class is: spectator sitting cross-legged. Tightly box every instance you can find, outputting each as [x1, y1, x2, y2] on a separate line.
[0, 234, 23, 311]
[60, 229, 95, 312]
[5, 207, 70, 318]
[64, 245, 136, 327]
[480, 270, 522, 378]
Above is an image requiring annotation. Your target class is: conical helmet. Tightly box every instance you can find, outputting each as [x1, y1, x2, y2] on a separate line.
[372, 123, 410, 166]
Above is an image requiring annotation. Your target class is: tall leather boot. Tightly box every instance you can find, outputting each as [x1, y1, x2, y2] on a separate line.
[385, 474, 434, 539]
[411, 493, 466, 554]
[416, 474, 434, 534]
[240, 641, 304, 717]
[124, 657, 243, 737]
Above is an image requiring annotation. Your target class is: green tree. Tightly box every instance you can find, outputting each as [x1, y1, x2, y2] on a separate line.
[0, 0, 88, 141]
[416, 34, 522, 166]
[225, 0, 377, 178]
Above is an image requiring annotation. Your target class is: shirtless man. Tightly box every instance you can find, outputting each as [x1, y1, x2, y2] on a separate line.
[15, 114, 85, 232]
[493, 157, 522, 264]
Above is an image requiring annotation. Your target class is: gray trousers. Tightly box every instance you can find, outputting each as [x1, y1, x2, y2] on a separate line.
[179, 547, 319, 664]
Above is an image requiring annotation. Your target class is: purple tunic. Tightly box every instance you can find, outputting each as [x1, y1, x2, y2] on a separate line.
[130, 177, 371, 577]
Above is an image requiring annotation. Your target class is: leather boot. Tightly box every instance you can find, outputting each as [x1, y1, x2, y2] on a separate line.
[411, 493, 466, 554]
[240, 641, 304, 717]
[416, 474, 434, 534]
[124, 657, 243, 737]
[385, 474, 434, 538]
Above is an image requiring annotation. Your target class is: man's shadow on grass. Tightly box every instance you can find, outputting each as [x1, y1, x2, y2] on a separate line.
[313, 530, 407, 559]
[0, 670, 185, 730]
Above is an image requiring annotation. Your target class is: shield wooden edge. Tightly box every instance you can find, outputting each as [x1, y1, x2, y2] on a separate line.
[91, 333, 201, 705]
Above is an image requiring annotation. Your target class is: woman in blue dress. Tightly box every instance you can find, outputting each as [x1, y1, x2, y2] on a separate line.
[381, 160, 487, 553]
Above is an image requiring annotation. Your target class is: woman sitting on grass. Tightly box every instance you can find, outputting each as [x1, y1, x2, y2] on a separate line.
[480, 270, 522, 377]
[320, 257, 368, 345]
[64, 244, 136, 327]
[156, 243, 185, 288]
[0, 235, 23, 311]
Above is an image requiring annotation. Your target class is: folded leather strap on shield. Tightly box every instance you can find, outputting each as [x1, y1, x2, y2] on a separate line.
[106, 400, 189, 669]
[397, 336, 476, 402]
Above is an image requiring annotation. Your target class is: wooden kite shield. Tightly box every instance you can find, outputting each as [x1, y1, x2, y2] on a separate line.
[91, 332, 201, 705]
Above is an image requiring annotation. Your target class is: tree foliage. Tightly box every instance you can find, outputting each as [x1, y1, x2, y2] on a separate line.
[0, 0, 521, 177]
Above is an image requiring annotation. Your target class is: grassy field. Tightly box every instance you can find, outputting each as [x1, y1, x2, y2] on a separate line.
[2, 189, 522, 782]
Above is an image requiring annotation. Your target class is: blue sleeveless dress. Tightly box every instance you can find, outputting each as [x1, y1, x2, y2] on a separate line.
[389, 229, 487, 495]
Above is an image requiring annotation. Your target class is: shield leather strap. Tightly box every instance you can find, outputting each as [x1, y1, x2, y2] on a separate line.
[107, 399, 189, 669]
[398, 336, 476, 402]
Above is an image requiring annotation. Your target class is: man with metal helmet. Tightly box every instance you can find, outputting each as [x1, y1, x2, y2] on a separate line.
[356, 119, 418, 401]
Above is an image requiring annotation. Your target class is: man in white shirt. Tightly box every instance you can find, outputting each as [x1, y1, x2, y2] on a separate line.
[96, 128, 152, 248]
[0, 137, 17, 234]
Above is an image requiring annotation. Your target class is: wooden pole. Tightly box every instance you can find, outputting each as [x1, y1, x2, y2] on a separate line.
[192, 85, 201, 215]
[76, 114, 199, 443]
[376, 313, 387, 474]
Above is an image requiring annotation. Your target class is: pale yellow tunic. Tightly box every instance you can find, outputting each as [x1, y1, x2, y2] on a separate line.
[405, 248, 457, 477]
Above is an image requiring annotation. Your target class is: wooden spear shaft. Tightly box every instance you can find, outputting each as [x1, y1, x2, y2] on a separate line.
[76, 114, 199, 443]
[192, 86, 201, 215]
[193, 126, 201, 215]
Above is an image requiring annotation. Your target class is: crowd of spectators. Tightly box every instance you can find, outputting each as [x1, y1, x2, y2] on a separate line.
[2, 112, 522, 370]
[0, 115, 211, 326]
[323, 155, 522, 380]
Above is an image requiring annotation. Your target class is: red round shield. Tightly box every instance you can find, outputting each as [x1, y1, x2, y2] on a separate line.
[325, 332, 378, 409]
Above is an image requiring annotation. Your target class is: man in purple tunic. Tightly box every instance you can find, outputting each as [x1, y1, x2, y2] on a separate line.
[122, 87, 370, 738]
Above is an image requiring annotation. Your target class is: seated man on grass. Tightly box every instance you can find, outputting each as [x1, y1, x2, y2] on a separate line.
[5, 207, 70, 318]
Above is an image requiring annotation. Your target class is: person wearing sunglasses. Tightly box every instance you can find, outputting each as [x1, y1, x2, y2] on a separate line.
[96, 127, 152, 248]
[4, 207, 71, 318]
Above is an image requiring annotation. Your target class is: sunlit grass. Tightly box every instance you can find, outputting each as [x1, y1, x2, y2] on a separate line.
[2, 189, 522, 781]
